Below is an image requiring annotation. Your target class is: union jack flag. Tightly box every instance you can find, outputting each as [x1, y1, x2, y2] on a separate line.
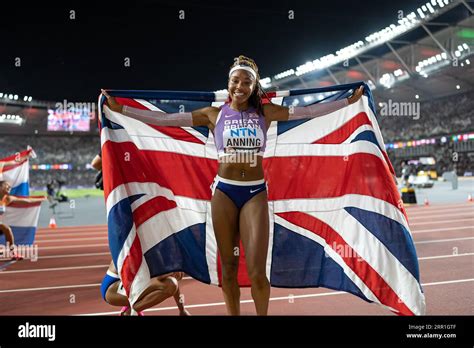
[0, 149, 41, 245]
[99, 83, 425, 315]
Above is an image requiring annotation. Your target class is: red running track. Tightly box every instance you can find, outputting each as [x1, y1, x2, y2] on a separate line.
[0, 203, 473, 316]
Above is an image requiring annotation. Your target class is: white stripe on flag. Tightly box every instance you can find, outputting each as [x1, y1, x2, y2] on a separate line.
[101, 127, 216, 159]
[3, 205, 41, 228]
[313, 209, 425, 315]
[273, 194, 409, 232]
[134, 99, 163, 111]
[273, 214, 382, 306]
[205, 201, 219, 285]
[0, 161, 29, 188]
[137, 206, 206, 253]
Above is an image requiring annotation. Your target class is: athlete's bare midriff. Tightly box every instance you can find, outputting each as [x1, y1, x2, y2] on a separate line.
[217, 156, 264, 181]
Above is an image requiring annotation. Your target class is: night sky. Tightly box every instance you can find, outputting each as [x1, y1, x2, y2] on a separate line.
[1, 0, 429, 102]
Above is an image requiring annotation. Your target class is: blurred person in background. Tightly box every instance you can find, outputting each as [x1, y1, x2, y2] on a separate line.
[91, 152, 103, 190]
[0, 181, 46, 260]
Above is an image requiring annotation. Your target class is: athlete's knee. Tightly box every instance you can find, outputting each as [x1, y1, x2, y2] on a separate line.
[104, 288, 119, 306]
[248, 269, 268, 288]
[164, 278, 178, 296]
[221, 260, 239, 282]
[148, 279, 177, 297]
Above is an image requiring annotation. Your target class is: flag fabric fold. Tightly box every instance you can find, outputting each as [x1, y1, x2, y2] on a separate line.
[0, 149, 32, 196]
[0, 149, 41, 245]
[99, 82, 426, 315]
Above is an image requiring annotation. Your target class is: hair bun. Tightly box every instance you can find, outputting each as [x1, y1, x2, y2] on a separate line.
[231, 55, 260, 78]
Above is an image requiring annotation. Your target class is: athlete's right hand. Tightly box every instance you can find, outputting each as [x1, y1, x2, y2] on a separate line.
[101, 89, 123, 113]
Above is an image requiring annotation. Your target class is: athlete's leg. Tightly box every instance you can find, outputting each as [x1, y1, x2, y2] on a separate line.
[0, 223, 15, 247]
[211, 188, 241, 315]
[105, 281, 129, 307]
[239, 190, 270, 315]
[132, 277, 178, 313]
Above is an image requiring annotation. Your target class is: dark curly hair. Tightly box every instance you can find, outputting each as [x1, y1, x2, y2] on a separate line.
[228, 55, 272, 115]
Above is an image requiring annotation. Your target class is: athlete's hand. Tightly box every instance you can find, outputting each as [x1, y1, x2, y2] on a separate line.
[173, 272, 184, 281]
[27, 145, 37, 159]
[101, 89, 123, 113]
[348, 86, 364, 104]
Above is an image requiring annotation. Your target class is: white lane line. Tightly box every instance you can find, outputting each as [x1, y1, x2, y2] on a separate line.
[0, 252, 110, 262]
[0, 264, 109, 274]
[35, 231, 107, 239]
[407, 202, 474, 209]
[36, 230, 107, 237]
[79, 278, 474, 316]
[0, 283, 101, 293]
[410, 218, 474, 226]
[415, 237, 474, 244]
[410, 213, 474, 221]
[411, 226, 474, 234]
[38, 244, 108, 250]
[418, 253, 474, 260]
[35, 237, 107, 244]
[407, 207, 474, 217]
[39, 252, 110, 259]
[422, 278, 474, 286]
[37, 225, 106, 232]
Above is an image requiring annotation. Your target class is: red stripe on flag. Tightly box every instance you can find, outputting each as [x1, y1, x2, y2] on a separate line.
[0, 149, 30, 163]
[120, 236, 143, 296]
[146, 125, 205, 144]
[313, 112, 372, 144]
[310, 111, 396, 176]
[7, 201, 42, 208]
[1, 149, 31, 173]
[277, 211, 415, 315]
[263, 152, 403, 213]
[1, 160, 27, 173]
[102, 141, 217, 201]
[382, 151, 395, 176]
[116, 98, 149, 110]
[7, 196, 43, 208]
[132, 196, 177, 228]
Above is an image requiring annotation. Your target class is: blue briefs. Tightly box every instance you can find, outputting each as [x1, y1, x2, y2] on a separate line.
[210, 175, 267, 209]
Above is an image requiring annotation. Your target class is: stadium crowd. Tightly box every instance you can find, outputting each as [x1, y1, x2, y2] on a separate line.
[378, 91, 474, 142]
[0, 135, 99, 188]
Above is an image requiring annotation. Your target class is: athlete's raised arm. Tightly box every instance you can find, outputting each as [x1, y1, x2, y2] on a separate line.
[263, 86, 364, 122]
[101, 89, 219, 129]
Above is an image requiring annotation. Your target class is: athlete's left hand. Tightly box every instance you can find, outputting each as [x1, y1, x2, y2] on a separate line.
[348, 86, 364, 104]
